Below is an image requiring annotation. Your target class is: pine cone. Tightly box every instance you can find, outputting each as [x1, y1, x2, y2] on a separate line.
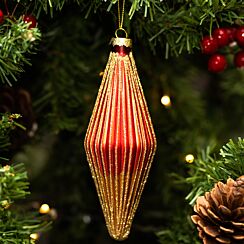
[191, 176, 244, 244]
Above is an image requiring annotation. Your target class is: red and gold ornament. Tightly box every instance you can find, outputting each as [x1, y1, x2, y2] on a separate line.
[84, 34, 157, 240]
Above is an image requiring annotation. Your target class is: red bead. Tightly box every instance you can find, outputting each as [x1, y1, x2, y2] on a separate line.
[234, 50, 244, 68]
[23, 15, 37, 28]
[235, 26, 244, 47]
[226, 27, 236, 42]
[208, 54, 227, 73]
[201, 36, 218, 54]
[213, 28, 229, 47]
[0, 9, 4, 24]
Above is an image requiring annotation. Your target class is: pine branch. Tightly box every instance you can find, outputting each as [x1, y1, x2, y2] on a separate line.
[185, 138, 244, 205]
[134, 0, 243, 57]
[220, 138, 244, 177]
[0, 163, 29, 205]
[0, 163, 50, 244]
[83, 0, 244, 56]
[32, 0, 67, 16]
[0, 18, 41, 85]
[12, 0, 243, 57]
[0, 115, 50, 243]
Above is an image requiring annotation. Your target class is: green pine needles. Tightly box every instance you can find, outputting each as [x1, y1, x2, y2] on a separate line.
[0, 114, 50, 243]
[186, 138, 244, 206]
[0, 18, 41, 86]
[136, 0, 244, 58]
[0, 163, 29, 203]
[90, 0, 244, 57]
[0, 163, 48, 244]
[1, 0, 243, 83]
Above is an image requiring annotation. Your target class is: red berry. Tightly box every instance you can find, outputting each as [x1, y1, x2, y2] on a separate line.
[213, 28, 229, 47]
[226, 27, 236, 42]
[234, 50, 244, 68]
[208, 54, 227, 73]
[0, 9, 4, 24]
[23, 15, 37, 28]
[235, 26, 244, 47]
[201, 36, 218, 54]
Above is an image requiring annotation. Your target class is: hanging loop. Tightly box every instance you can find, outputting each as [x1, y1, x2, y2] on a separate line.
[115, 28, 128, 38]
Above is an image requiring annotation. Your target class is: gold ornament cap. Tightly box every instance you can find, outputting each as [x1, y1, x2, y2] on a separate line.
[110, 37, 132, 48]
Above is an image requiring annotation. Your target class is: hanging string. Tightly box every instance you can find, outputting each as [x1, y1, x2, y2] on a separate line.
[118, 0, 125, 29]
[116, 0, 127, 38]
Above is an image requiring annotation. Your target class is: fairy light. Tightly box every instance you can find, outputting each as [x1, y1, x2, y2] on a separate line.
[24, 30, 36, 42]
[1, 200, 10, 209]
[49, 208, 58, 220]
[161, 95, 171, 107]
[39, 204, 50, 214]
[3, 165, 10, 172]
[185, 154, 194, 163]
[82, 214, 91, 224]
[30, 233, 39, 240]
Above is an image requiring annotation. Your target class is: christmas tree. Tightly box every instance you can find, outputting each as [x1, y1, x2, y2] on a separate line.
[0, 0, 243, 243]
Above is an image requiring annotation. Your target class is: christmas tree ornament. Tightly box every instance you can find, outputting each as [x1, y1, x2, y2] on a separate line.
[84, 0, 157, 240]
[191, 176, 244, 244]
[234, 50, 244, 68]
[23, 15, 37, 29]
[208, 54, 227, 73]
[0, 9, 4, 24]
[201, 36, 218, 54]
[213, 28, 229, 47]
[235, 26, 244, 47]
